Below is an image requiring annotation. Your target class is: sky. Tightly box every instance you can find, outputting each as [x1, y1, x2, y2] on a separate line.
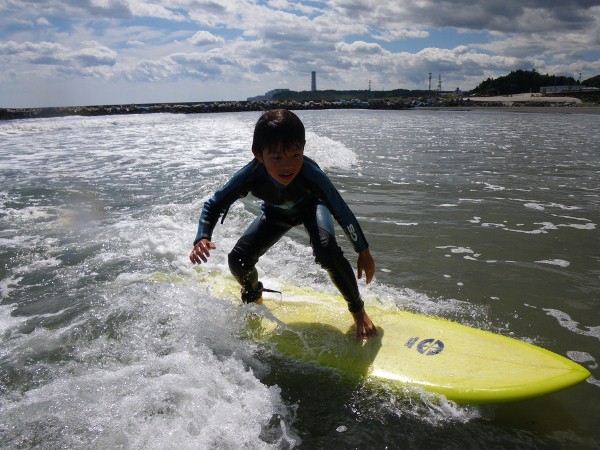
[1, 0, 600, 108]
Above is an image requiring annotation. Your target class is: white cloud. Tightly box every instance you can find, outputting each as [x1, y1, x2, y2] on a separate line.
[188, 31, 225, 46]
[0, 40, 67, 58]
[128, 1, 187, 21]
[72, 42, 118, 67]
[185, 0, 241, 28]
[373, 28, 430, 42]
[36, 17, 50, 26]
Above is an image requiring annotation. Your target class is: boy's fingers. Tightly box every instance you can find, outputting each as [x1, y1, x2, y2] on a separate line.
[190, 240, 216, 264]
[357, 264, 374, 284]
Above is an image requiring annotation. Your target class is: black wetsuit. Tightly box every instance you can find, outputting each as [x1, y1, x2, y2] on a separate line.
[194, 156, 368, 312]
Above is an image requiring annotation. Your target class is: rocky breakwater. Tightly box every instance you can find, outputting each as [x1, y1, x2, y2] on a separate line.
[1, 102, 253, 120]
[1, 98, 415, 121]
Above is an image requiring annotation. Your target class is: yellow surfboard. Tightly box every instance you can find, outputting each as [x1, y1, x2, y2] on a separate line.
[163, 271, 590, 404]
[243, 286, 589, 404]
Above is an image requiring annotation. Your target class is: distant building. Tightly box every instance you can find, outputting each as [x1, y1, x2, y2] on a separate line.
[540, 85, 600, 94]
[311, 71, 317, 91]
[247, 89, 290, 101]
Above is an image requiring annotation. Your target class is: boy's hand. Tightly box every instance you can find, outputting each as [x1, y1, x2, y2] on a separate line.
[189, 239, 216, 264]
[352, 308, 378, 340]
[357, 248, 375, 284]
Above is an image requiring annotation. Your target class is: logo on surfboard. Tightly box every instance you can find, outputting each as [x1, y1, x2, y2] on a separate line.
[405, 337, 445, 355]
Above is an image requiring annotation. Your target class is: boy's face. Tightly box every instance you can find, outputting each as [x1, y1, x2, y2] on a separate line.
[255, 145, 304, 185]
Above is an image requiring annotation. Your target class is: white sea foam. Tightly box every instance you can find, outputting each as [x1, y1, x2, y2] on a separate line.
[524, 202, 545, 211]
[504, 222, 557, 234]
[567, 351, 598, 369]
[304, 132, 358, 170]
[562, 222, 596, 230]
[481, 223, 505, 229]
[1, 268, 300, 448]
[0, 304, 24, 332]
[503, 221, 596, 234]
[535, 259, 570, 268]
[477, 182, 505, 191]
[543, 308, 600, 342]
[1, 348, 299, 449]
[0, 275, 23, 299]
[553, 214, 592, 222]
[436, 246, 481, 259]
[376, 218, 418, 226]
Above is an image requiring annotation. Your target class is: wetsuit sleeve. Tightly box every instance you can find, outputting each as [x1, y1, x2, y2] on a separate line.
[304, 160, 369, 253]
[193, 161, 257, 245]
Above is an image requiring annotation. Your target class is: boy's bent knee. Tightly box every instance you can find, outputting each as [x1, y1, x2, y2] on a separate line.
[228, 247, 250, 269]
[313, 239, 344, 269]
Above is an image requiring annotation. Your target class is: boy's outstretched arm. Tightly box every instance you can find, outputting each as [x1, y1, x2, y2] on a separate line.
[190, 238, 217, 264]
[357, 248, 375, 284]
[354, 248, 377, 339]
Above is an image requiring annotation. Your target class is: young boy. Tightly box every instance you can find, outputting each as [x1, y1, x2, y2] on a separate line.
[189, 109, 377, 340]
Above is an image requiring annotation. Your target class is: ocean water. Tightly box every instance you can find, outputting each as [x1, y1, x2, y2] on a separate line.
[1, 109, 599, 449]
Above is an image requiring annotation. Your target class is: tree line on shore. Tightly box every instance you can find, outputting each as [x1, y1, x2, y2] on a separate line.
[471, 69, 600, 96]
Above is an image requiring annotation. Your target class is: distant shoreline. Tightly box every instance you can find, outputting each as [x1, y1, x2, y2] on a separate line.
[423, 105, 600, 115]
[2, 100, 599, 120]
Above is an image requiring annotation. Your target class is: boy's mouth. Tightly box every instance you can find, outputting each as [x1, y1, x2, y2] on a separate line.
[277, 172, 296, 184]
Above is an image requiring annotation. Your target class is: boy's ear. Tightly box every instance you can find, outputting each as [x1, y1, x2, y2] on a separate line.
[253, 150, 264, 163]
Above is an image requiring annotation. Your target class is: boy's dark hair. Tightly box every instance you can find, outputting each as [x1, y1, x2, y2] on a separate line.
[252, 109, 305, 156]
